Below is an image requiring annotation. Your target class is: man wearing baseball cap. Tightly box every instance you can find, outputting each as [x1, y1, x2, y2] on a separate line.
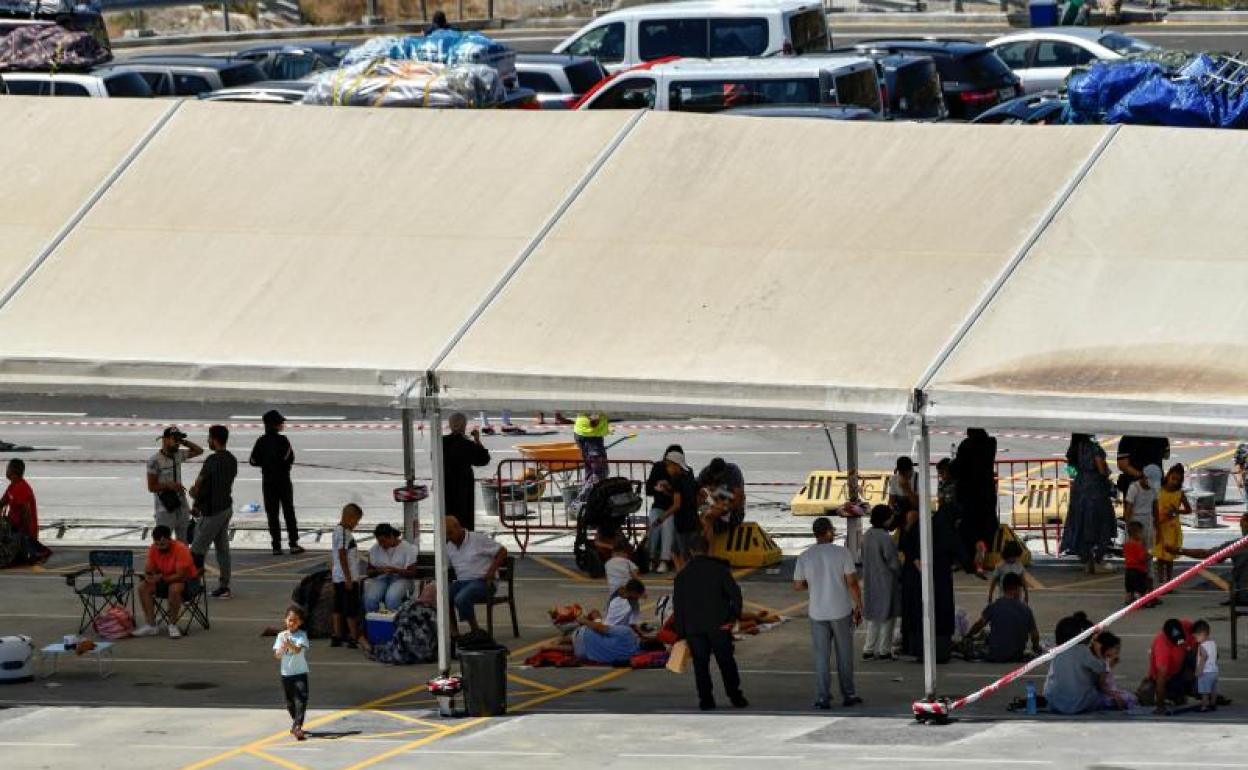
[1146, 618, 1197, 713]
[250, 409, 304, 555]
[146, 426, 203, 541]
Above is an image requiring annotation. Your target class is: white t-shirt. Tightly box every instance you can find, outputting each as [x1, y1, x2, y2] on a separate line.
[331, 525, 360, 583]
[604, 555, 637, 594]
[369, 540, 418, 571]
[447, 531, 501, 581]
[991, 560, 1026, 583]
[148, 448, 190, 515]
[604, 595, 640, 627]
[1200, 639, 1219, 674]
[1126, 481, 1158, 530]
[794, 542, 857, 621]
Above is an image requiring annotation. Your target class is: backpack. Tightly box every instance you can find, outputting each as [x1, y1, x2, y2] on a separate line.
[291, 569, 334, 638]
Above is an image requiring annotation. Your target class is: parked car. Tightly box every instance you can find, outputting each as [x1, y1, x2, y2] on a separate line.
[199, 80, 314, 104]
[577, 56, 882, 116]
[846, 39, 1019, 120]
[554, 0, 830, 73]
[111, 55, 266, 96]
[806, 50, 945, 120]
[721, 104, 879, 120]
[233, 42, 353, 80]
[970, 90, 1067, 124]
[2, 69, 152, 97]
[516, 53, 607, 109]
[988, 27, 1156, 94]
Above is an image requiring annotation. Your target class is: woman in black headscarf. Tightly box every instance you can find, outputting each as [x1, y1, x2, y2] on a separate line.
[951, 428, 999, 574]
[1059, 433, 1116, 573]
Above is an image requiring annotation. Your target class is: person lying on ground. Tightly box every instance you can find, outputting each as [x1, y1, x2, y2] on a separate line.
[962, 573, 1040, 663]
[544, 610, 643, 664]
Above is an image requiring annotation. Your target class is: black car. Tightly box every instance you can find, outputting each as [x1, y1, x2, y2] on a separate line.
[796, 50, 946, 120]
[845, 39, 1020, 120]
[234, 42, 353, 80]
[970, 91, 1067, 125]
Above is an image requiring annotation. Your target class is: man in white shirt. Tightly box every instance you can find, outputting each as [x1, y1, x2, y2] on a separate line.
[365, 523, 419, 612]
[445, 516, 507, 634]
[794, 516, 863, 710]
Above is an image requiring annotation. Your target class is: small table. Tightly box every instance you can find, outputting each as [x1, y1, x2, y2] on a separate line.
[40, 641, 115, 679]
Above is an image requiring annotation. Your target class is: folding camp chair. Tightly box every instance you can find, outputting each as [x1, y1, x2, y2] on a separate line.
[152, 578, 210, 635]
[65, 550, 136, 634]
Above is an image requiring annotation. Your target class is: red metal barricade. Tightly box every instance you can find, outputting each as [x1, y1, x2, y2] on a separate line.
[993, 456, 1082, 555]
[487, 458, 653, 555]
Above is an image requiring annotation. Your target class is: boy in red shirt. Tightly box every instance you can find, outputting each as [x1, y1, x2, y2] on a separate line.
[1, 459, 50, 564]
[135, 525, 199, 639]
[1124, 520, 1150, 606]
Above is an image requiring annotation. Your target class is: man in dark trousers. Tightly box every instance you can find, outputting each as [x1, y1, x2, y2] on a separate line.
[443, 412, 491, 531]
[673, 534, 748, 711]
[190, 425, 238, 599]
[250, 410, 304, 556]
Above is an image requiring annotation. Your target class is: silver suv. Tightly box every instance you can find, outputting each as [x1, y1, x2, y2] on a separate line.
[107, 55, 266, 97]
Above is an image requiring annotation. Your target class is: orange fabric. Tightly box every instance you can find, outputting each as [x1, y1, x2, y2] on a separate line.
[146, 541, 198, 580]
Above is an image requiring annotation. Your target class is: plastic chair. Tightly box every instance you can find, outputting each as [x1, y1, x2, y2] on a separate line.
[153, 578, 210, 635]
[65, 550, 135, 634]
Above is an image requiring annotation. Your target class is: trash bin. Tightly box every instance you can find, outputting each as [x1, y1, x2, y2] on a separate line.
[1030, 0, 1058, 26]
[460, 647, 508, 716]
[1191, 467, 1231, 505]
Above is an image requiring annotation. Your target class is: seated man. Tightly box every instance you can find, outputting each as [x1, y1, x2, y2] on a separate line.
[134, 524, 199, 639]
[962, 573, 1040, 663]
[697, 457, 746, 543]
[444, 515, 507, 635]
[0, 459, 50, 566]
[1141, 618, 1198, 713]
[365, 523, 418, 612]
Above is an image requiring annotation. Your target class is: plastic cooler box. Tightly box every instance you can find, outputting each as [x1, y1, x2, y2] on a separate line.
[365, 612, 396, 645]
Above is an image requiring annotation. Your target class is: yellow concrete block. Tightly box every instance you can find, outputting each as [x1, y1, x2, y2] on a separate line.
[790, 470, 890, 516]
[710, 522, 782, 568]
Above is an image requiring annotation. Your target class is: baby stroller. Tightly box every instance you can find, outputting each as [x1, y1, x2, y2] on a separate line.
[573, 476, 642, 578]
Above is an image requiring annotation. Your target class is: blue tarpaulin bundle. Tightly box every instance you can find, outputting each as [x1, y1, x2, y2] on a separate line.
[1066, 60, 1165, 123]
[1063, 54, 1248, 128]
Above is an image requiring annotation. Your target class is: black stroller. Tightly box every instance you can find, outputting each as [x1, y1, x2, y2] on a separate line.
[573, 476, 643, 578]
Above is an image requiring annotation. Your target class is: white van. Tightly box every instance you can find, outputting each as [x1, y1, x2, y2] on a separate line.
[553, 0, 830, 73]
[577, 56, 882, 116]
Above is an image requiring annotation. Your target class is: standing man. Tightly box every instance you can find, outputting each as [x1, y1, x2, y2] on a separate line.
[445, 515, 507, 635]
[1116, 435, 1170, 501]
[147, 426, 203, 542]
[573, 412, 610, 488]
[794, 517, 863, 710]
[0, 459, 50, 564]
[190, 425, 238, 600]
[673, 534, 748, 711]
[442, 413, 491, 531]
[250, 409, 303, 556]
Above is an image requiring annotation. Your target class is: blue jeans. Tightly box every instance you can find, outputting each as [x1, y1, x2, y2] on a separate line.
[364, 574, 413, 612]
[451, 578, 490, 626]
[811, 616, 856, 704]
[647, 506, 675, 563]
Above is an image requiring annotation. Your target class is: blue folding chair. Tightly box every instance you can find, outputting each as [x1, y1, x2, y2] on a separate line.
[65, 550, 135, 634]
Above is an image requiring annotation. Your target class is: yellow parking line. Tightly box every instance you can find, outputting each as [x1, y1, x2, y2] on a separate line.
[531, 554, 591, 582]
[507, 672, 559, 693]
[233, 553, 328, 576]
[246, 748, 311, 770]
[1199, 569, 1230, 591]
[510, 667, 632, 713]
[342, 727, 443, 741]
[1024, 571, 1046, 591]
[338, 718, 488, 770]
[1191, 447, 1237, 469]
[371, 710, 450, 731]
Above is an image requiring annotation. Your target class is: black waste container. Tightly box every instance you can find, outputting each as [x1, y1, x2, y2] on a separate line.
[461, 647, 508, 716]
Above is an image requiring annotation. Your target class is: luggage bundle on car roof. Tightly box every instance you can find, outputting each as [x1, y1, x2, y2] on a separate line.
[1065, 51, 1248, 129]
[0, 0, 110, 73]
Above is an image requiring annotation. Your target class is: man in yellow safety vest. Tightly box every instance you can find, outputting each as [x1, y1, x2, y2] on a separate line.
[573, 413, 610, 489]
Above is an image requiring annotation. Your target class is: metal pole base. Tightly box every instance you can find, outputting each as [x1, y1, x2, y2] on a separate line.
[912, 698, 952, 724]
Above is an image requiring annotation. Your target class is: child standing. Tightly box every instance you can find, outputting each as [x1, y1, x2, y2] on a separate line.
[604, 538, 640, 597]
[1123, 521, 1151, 606]
[274, 605, 310, 741]
[1194, 619, 1219, 712]
[1153, 465, 1191, 587]
[331, 503, 365, 649]
[987, 541, 1028, 604]
[1124, 464, 1162, 594]
[862, 504, 900, 661]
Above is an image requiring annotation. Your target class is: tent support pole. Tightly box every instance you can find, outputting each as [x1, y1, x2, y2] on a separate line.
[917, 416, 937, 699]
[429, 406, 452, 675]
[401, 407, 418, 558]
[846, 424, 862, 561]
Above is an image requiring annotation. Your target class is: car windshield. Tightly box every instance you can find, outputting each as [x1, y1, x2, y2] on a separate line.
[105, 71, 153, 97]
[954, 50, 1013, 82]
[565, 60, 607, 94]
[1098, 32, 1154, 56]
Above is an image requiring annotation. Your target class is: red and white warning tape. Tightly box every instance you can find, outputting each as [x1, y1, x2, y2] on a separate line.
[912, 533, 1248, 718]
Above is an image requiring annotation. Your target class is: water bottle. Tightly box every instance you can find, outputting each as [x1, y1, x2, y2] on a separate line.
[1024, 682, 1037, 715]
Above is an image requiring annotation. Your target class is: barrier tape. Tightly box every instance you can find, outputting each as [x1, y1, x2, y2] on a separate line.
[912, 533, 1248, 719]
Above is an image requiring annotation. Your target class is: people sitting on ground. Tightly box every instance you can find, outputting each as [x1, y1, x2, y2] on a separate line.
[697, 457, 745, 543]
[1123, 521, 1152, 608]
[603, 579, 646, 633]
[445, 515, 507, 637]
[962, 573, 1040, 663]
[544, 603, 645, 665]
[364, 523, 419, 613]
[1176, 514, 1248, 606]
[1043, 611, 1103, 714]
[1139, 618, 1198, 713]
[1094, 631, 1136, 710]
[988, 541, 1029, 604]
[646, 446, 687, 574]
[1153, 465, 1191, 587]
[0, 459, 50, 565]
[134, 525, 197, 639]
[605, 537, 640, 597]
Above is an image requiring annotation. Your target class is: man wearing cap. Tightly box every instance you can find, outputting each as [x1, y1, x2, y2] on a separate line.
[365, 523, 419, 612]
[147, 426, 203, 542]
[1144, 618, 1198, 712]
[442, 413, 491, 531]
[250, 410, 303, 555]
